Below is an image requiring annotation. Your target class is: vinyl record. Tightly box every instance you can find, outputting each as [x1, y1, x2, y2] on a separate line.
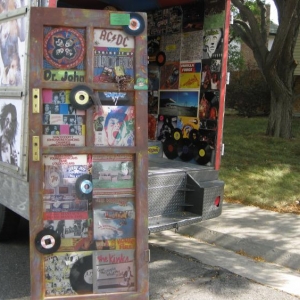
[123, 13, 145, 36]
[70, 255, 93, 294]
[69, 85, 94, 110]
[163, 138, 178, 159]
[193, 141, 212, 165]
[189, 129, 200, 143]
[75, 174, 93, 200]
[178, 138, 194, 162]
[171, 128, 183, 142]
[35, 229, 61, 254]
[156, 51, 166, 66]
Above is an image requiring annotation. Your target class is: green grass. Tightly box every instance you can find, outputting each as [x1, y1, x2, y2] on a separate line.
[219, 115, 300, 214]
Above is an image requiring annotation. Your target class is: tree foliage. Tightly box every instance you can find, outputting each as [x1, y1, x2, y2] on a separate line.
[230, 0, 300, 138]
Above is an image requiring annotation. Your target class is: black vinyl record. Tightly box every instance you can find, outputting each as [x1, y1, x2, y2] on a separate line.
[171, 128, 183, 142]
[178, 138, 194, 162]
[75, 174, 93, 200]
[70, 85, 94, 110]
[35, 229, 61, 254]
[163, 138, 178, 159]
[123, 13, 145, 36]
[70, 255, 93, 294]
[189, 129, 200, 143]
[193, 141, 212, 165]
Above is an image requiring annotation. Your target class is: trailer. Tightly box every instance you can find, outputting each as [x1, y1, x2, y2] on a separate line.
[0, 0, 230, 299]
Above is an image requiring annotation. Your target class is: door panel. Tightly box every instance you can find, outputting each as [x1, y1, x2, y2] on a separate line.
[29, 7, 148, 299]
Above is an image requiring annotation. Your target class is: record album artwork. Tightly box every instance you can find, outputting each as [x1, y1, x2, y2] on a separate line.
[44, 251, 92, 296]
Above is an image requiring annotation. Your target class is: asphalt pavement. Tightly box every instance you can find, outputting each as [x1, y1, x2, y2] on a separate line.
[1, 202, 300, 299]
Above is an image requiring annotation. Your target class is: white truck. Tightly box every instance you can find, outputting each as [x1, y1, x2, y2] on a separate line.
[0, 0, 229, 299]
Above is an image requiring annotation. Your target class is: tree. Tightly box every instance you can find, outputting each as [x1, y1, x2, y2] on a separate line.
[231, 0, 300, 138]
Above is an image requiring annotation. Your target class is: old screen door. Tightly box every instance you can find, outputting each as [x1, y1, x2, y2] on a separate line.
[28, 7, 149, 300]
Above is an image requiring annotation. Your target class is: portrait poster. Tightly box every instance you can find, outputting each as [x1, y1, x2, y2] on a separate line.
[0, 14, 27, 87]
[0, 99, 23, 168]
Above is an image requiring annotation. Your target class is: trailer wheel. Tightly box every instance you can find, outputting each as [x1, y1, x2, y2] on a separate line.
[0, 204, 21, 241]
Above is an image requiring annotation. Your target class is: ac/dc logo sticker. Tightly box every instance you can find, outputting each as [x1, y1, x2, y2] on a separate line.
[44, 27, 85, 69]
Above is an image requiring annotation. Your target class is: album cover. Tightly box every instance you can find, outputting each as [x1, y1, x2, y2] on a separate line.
[203, 0, 226, 29]
[160, 34, 182, 63]
[181, 31, 203, 61]
[182, 1, 204, 32]
[92, 154, 134, 196]
[179, 62, 201, 89]
[93, 198, 135, 248]
[148, 113, 158, 140]
[177, 116, 200, 139]
[159, 90, 198, 117]
[93, 106, 135, 147]
[44, 251, 93, 296]
[160, 62, 180, 90]
[42, 89, 86, 146]
[93, 44, 134, 85]
[93, 249, 135, 293]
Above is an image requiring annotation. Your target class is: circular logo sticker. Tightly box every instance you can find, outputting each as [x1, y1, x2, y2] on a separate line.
[44, 28, 85, 69]
[174, 132, 181, 140]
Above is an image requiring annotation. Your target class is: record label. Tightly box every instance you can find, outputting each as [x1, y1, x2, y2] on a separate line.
[193, 141, 212, 165]
[70, 85, 94, 110]
[76, 174, 93, 199]
[163, 138, 178, 159]
[178, 138, 193, 162]
[35, 229, 61, 254]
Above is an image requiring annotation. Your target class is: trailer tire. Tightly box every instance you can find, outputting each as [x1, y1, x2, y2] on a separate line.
[0, 204, 21, 241]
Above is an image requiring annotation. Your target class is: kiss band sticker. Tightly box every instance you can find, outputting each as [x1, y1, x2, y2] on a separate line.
[44, 27, 85, 69]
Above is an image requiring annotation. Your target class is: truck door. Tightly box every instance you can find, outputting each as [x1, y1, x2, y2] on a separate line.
[28, 7, 148, 299]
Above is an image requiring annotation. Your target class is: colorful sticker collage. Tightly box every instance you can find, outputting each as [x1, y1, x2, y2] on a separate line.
[147, 0, 225, 165]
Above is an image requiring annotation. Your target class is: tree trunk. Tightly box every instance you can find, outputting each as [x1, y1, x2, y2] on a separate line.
[266, 89, 293, 138]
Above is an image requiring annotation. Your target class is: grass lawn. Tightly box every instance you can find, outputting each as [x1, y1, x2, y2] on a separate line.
[219, 115, 300, 214]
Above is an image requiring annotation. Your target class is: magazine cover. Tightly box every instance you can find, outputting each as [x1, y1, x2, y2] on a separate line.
[93, 249, 135, 293]
[44, 251, 93, 296]
[93, 106, 135, 147]
[93, 198, 135, 247]
[92, 154, 134, 196]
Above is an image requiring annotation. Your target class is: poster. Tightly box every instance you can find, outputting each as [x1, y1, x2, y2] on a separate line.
[0, 99, 23, 167]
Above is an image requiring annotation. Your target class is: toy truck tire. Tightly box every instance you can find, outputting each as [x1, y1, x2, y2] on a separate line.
[0, 204, 21, 241]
